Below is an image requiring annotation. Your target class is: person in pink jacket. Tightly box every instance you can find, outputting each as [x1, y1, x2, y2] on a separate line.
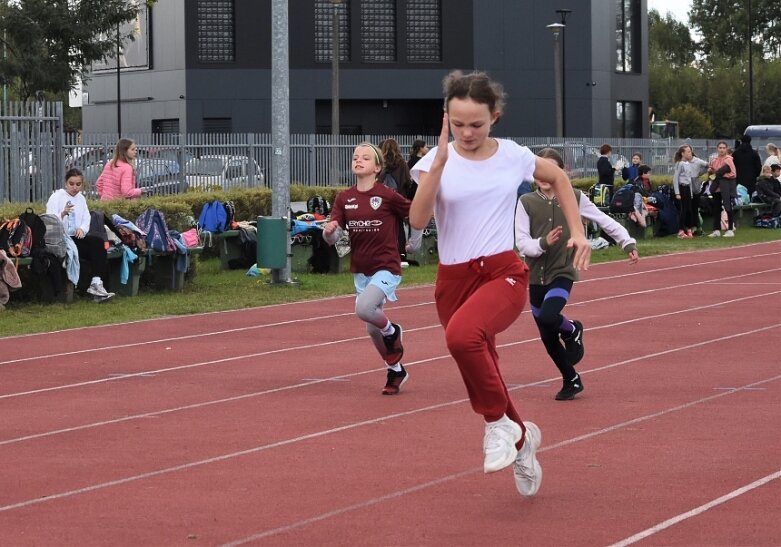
[96, 138, 144, 200]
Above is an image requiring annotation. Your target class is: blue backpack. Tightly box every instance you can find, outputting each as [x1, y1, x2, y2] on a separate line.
[198, 201, 228, 233]
[136, 208, 177, 252]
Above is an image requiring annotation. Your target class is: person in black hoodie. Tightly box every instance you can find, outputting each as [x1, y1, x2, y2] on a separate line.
[731, 134, 762, 196]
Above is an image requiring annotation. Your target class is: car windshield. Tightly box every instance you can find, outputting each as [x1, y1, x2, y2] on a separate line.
[186, 158, 226, 176]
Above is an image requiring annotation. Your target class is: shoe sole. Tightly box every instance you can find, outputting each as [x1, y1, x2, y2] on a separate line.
[515, 422, 542, 496]
[484, 421, 522, 473]
[381, 371, 409, 395]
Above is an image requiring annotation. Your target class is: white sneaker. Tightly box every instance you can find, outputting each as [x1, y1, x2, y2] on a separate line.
[87, 280, 110, 297]
[483, 415, 522, 473]
[93, 292, 115, 303]
[513, 421, 542, 496]
[707, 230, 721, 238]
[723, 230, 735, 237]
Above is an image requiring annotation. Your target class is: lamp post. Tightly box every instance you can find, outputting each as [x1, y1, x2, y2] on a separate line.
[547, 23, 565, 138]
[555, 9, 572, 137]
[747, 0, 753, 125]
[330, 0, 342, 186]
[116, 22, 122, 135]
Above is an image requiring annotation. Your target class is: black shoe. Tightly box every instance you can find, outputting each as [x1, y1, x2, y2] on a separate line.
[382, 323, 404, 365]
[555, 374, 584, 401]
[382, 365, 408, 395]
[562, 320, 584, 366]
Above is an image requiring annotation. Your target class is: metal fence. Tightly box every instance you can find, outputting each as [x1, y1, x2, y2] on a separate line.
[3, 100, 744, 204]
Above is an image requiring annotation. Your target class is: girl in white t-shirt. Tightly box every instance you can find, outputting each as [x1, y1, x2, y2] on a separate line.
[410, 70, 590, 498]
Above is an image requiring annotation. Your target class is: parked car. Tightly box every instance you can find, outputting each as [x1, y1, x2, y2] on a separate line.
[184, 155, 264, 190]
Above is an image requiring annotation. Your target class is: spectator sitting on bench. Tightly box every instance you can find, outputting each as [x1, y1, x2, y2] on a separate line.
[755, 164, 781, 217]
[46, 168, 115, 302]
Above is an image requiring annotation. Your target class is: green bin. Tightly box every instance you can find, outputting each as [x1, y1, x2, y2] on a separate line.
[257, 216, 288, 269]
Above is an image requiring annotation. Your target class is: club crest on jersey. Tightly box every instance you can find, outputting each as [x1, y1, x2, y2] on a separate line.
[370, 196, 382, 210]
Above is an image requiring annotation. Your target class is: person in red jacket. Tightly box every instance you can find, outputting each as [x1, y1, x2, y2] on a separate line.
[96, 138, 144, 200]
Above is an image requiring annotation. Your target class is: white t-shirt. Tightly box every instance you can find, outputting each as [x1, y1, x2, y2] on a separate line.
[411, 139, 536, 265]
[46, 188, 90, 235]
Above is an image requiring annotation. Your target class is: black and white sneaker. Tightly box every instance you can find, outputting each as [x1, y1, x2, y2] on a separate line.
[555, 374, 584, 401]
[382, 365, 408, 395]
[562, 320, 584, 366]
[382, 323, 404, 366]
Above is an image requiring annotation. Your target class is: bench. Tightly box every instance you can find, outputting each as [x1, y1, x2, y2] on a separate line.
[13, 245, 202, 302]
[700, 201, 772, 232]
[597, 207, 657, 239]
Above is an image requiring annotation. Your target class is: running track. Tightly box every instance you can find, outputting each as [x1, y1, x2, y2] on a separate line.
[1, 242, 779, 546]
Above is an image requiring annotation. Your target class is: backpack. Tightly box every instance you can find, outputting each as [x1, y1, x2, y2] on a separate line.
[308, 231, 331, 273]
[609, 184, 638, 214]
[736, 184, 750, 205]
[589, 184, 612, 207]
[198, 200, 228, 233]
[136, 208, 177, 252]
[19, 208, 47, 252]
[223, 200, 238, 230]
[383, 172, 398, 192]
[39, 213, 68, 258]
[0, 218, 33, 258]
[306, 195, 330, 217]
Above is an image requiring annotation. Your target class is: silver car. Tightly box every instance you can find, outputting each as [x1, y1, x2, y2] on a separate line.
[185, 155, 264, 190]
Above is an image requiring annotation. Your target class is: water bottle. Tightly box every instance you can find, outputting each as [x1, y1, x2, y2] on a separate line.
[66, 200, 76, 236]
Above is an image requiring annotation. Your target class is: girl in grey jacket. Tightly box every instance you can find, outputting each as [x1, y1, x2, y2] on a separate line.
[672, 144, 709, 238]
[515, 148, 639, 400]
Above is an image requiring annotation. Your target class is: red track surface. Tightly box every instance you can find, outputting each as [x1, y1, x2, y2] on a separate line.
[1, 242, 779, 546]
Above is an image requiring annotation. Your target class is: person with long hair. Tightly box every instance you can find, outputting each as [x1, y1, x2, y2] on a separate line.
[672, 144, 708, 238]
[707, 141, 737, 237]
[516, 148, 638, 401]
[46, 168, 115, 302]
[380, 138, 416, 266]
[323, 142, 420, 395]
[96, 138, 143, 200]
[764, 143, 781, 169]
[409, 70, 591, 497]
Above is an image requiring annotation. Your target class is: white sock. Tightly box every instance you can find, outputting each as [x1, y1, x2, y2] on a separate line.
[380, 321, 394, 337]
[386, 362, 402, 373]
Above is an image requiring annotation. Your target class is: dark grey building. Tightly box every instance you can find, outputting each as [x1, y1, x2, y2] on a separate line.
[82, 0, 649, 138]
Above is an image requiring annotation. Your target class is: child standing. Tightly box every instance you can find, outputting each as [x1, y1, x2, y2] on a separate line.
[672, 144, 708, 238]
[96, 138, 144, 200]
[323, 143, 420, 395]
[410, 70, 591, 497]
[516, 148, 638, 400]
[46, 168, 115, 302]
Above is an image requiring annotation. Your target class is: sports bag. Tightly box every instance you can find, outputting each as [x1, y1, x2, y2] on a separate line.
[198, 200, 228, 233]
[609, 184, 637, 214]
[589, 184, 612, 207]
[39, 213, 68, 258]
[0, 218, 33, 257]
[18, 208, 47, 252]
[136, 208, 177, 252]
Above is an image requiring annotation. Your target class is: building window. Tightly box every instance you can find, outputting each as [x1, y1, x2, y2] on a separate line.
[197, 0, 235, 63]
[615, 101, 641, 138]
[203, 117, 232, 133]
[361, 0, 396, 63]
[615, 0, 640, 73]
[152, 119, 180, 134]
[315, 1, 351, 63]
[406, 0, 441, 63]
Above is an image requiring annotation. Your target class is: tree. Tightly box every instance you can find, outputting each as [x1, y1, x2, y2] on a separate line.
[0, 0, 154, 101]
[689, 0, 779, 59]
[666, 104, 714, 138]
[648, 9, 696, 68]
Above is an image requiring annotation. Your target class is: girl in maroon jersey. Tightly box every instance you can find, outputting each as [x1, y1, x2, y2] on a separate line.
[324, 143, 421, 395]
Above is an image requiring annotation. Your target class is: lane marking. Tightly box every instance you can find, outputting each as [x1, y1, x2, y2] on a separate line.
[607, 470, 781, 547]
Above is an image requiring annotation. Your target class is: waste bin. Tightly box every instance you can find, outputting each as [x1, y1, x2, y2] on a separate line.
[257, 216, 288, 269]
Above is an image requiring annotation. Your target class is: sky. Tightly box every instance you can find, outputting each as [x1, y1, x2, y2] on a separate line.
[647, 0, 692, 23]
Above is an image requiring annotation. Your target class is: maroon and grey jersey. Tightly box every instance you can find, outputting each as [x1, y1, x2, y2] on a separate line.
[330, 182, 411, 276]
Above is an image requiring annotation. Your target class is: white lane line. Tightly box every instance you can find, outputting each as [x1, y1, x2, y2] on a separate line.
[607, 470, 781, 547]
[0, 373, 777, 521]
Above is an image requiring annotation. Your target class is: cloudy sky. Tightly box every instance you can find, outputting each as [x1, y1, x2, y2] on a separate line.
[647, 0, 692, 23]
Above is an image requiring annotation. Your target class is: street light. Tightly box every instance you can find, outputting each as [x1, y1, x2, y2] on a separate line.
[555, 9, 572, 137]
[116, 22, 122, 135]
[331, 0, 342, 186]
[747, 0, 753, 124]
[547, 23, 565, 138]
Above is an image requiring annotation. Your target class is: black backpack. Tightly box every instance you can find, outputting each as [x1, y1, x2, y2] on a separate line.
[18, 208, 47, 252]
[308, 231, 331, 273]
[307, 195, 330, 217]
[228, 225, 258, 270]
[609, 184, 637, 214]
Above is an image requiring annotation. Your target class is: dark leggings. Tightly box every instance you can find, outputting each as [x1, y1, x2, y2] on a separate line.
[72, 234, 108, 280]
[678, 185, 696, 230]
[712, 179, 736, 231]
[529, 278, 577, 382]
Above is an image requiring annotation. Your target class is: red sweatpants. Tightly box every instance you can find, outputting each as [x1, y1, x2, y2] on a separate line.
[435, 250, 529, 446]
